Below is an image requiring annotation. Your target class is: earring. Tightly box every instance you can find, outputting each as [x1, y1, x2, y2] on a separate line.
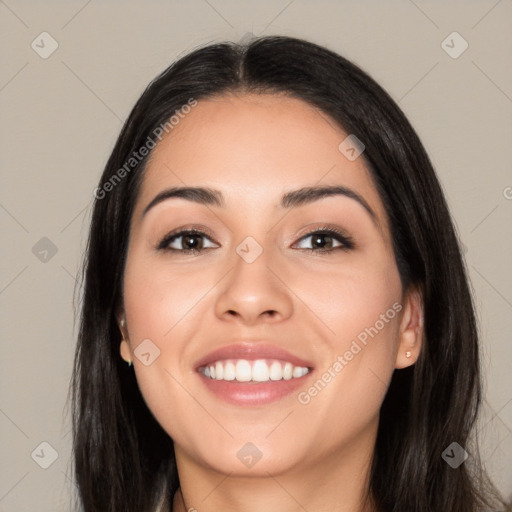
[127, 359, 133, 367]
[405, 351, 412, 358]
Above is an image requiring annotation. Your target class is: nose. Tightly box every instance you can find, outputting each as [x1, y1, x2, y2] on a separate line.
[214, 246, 294, 326]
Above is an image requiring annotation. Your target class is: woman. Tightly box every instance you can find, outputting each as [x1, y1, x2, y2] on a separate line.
[71, 35, 508, 511]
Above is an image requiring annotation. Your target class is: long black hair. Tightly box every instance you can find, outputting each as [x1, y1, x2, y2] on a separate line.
[71, 35, 508, 511]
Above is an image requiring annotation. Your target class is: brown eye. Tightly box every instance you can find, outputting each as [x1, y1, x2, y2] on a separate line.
[180, 234, 203, 250]
[158, 230, 218, 252]
[294, 229, 354, 252]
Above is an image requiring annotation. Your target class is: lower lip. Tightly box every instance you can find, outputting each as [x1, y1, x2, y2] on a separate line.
[198, 372, 313, 406]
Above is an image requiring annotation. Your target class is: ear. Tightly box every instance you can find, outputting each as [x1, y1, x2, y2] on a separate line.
[120, 339, 132, 364]
[117, 309, 129, 340]
[116, 308, 132, 364]
[395, 286, 424, 369]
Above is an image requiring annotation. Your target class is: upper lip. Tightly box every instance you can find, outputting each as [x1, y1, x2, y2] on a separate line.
[194, 342, 314, 370]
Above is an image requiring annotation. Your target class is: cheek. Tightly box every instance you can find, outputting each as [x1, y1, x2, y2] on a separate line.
[293, 250, 402, 416]
[122, 252, 212, 346]
[121, 250, 220, 417]
[121, 256, 210, 443]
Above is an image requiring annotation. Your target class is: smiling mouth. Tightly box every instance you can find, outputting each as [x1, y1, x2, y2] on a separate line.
[194, 342, 314, 405]
[198, 358, 311, 383]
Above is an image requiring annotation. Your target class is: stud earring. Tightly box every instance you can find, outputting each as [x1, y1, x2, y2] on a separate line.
[405, 351, 412, 358]
[127, 359, 133, 367]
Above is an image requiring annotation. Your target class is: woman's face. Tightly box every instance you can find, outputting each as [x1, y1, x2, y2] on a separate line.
[121, 93, 418, 477]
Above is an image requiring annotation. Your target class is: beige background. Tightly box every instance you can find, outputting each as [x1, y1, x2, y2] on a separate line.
[0, 1, 511, 510]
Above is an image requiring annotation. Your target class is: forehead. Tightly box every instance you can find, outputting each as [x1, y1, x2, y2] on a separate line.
[133, 93, 389, 234]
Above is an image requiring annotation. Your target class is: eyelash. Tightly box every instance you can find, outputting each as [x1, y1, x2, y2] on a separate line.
[157, 226, 355, 254]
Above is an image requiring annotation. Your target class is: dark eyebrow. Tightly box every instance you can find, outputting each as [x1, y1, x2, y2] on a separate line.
[142, 185, 379, 228]
[280, 185, 377, 220]
[142, 187, 224, 217]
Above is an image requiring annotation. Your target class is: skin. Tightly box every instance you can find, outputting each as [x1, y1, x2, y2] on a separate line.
[119, 93, 423, 512]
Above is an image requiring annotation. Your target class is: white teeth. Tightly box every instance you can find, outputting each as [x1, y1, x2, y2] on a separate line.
[269, 361, 282, 381]
[235, 360, 252, 382]
[215, 361, 223, 380]
[283, 362, 293, 380]
[292, 366, 304, 378]
[200, 359, 310, 382]
[223, 361, 236, 381]
[252, 359, 270, 382]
